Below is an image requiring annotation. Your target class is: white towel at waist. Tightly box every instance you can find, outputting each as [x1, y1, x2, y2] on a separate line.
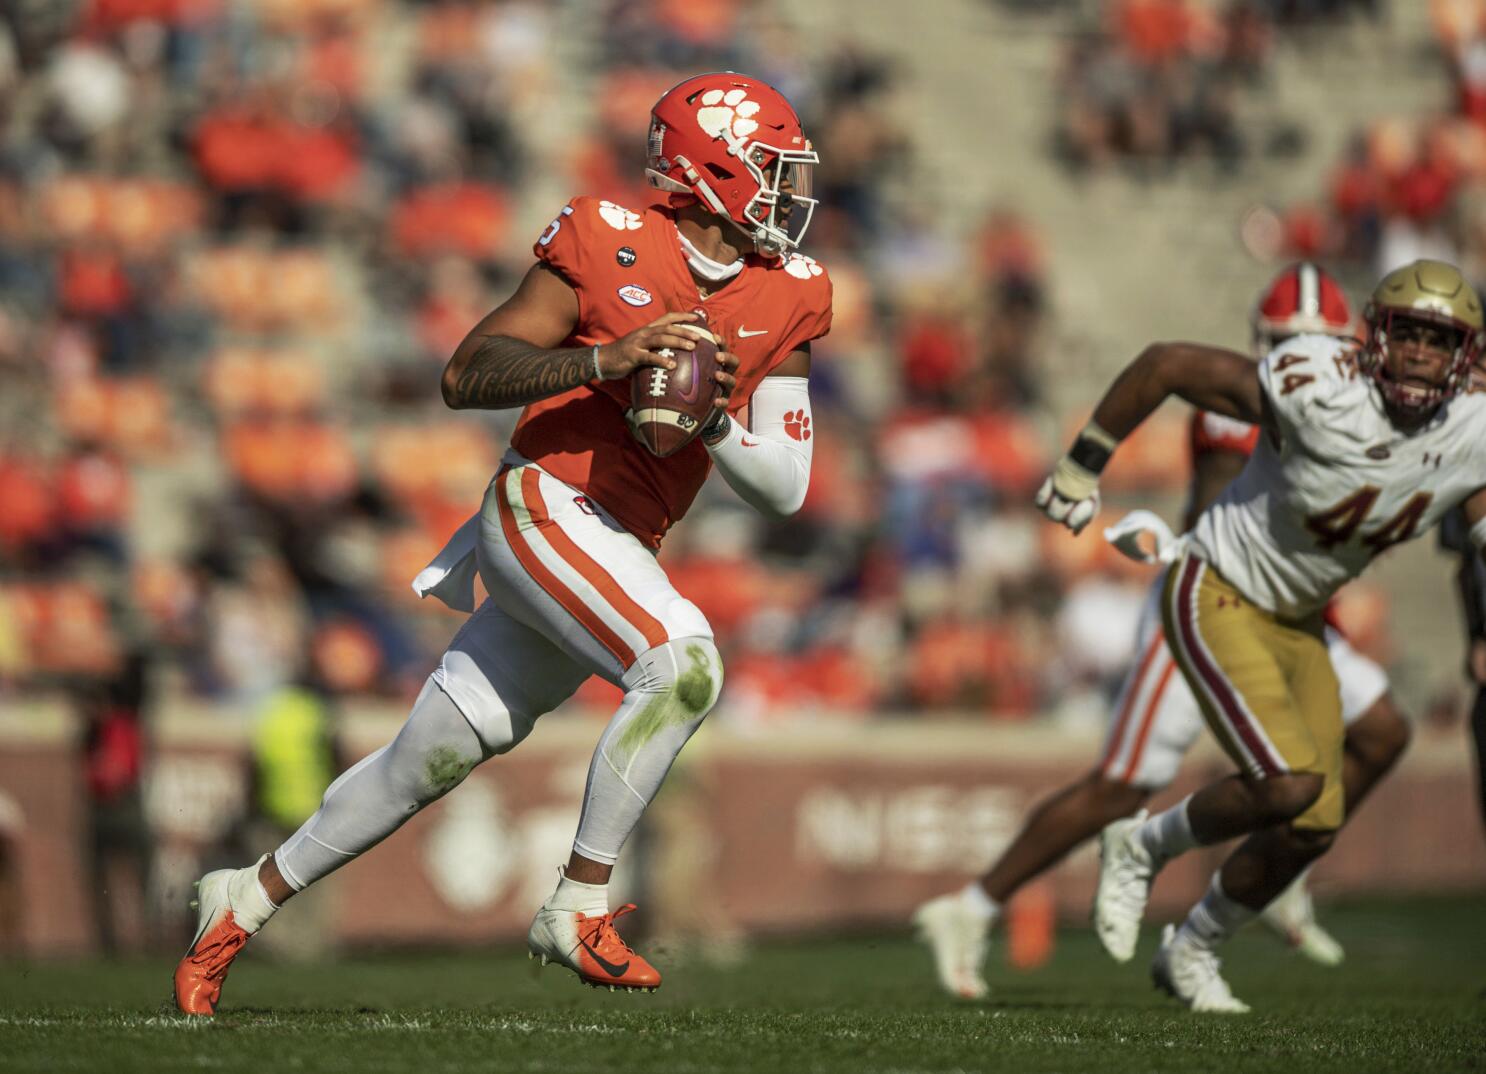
[410, 449, 533, 612]
[1103, 509, 1187, 566]
[411, 512, 481, 612]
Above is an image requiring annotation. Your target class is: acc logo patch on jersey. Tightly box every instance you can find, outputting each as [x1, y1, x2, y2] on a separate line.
[618, 284, 653, 307]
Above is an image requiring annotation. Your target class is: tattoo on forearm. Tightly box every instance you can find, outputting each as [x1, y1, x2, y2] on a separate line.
[450, 336, 594, 409]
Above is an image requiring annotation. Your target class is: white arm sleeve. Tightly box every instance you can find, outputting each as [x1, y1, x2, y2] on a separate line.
[705, 376, 812, 518]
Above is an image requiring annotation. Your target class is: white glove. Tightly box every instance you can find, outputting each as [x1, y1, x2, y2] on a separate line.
[1035, 455, 1100, 535]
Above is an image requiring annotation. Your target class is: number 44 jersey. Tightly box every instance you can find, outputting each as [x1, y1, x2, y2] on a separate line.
[1188, 333, 1486, 619]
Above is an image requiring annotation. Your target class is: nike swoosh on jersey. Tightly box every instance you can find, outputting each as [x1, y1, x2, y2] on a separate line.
[737, 327, 769, 337]
[578, 935, 631, 977]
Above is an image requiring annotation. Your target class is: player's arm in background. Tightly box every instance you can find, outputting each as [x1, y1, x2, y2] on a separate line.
[1458, 486, 1486, 566]
[1457, 488, 1486, 837]
[440, 263, 708, 410]
[701, 345, 813, 519]
[1037, 341, 1268, 533]
[1182, 448, 1247, 532]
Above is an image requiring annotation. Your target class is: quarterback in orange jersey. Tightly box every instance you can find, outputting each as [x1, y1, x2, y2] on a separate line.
[914, 264, 1410, 999]
[173, 72, 832, 1014]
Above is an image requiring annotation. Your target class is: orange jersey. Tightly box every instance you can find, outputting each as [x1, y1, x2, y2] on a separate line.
[511, 196, 832, 548]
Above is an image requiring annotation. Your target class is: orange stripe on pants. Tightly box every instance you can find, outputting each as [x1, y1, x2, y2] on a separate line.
[497, 471, 638, 668]
[519, 470, 669, 655]
[1120, 656, 1177, 784]
[1101, 633, 1164, 776]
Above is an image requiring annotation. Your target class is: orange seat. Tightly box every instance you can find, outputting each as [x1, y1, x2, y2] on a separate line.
[223, 418, 357, 503]
[369, 421, 499, 509]
[203, 347, 326, 418]
[391, 183, 511, 260]
[54, 377, 173, 455]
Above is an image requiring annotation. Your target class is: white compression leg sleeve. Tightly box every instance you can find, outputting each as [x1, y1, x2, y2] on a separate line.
[571, 637, 723, 865]
[274, 677, 487, 890]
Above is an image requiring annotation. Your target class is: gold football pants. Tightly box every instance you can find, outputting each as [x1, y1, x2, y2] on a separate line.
[1160, 553, 1343, 831]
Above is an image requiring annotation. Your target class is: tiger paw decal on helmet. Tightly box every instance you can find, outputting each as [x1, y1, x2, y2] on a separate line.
[696, 89, 762, 141]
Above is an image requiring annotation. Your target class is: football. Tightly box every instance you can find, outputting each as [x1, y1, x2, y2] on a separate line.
[629, 308, 721, 457]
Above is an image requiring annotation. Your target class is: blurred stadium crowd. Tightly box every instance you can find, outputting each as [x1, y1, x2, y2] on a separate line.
[1045, 0, 1386, 177]
[0, 0, 1421, 748]
[1260, 0, 1486, 279]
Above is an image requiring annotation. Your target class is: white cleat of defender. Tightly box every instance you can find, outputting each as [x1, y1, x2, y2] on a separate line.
[911, 892, 990, 1000]
[1259, 875, 1345, 967]
[1093, 811, 1156, 962]
[1151, 924, 1251, 1013]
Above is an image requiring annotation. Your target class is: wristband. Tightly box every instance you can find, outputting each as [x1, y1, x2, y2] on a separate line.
[1067, 420, 1120, 475]
[700, 409, 732, 447]
[591, 344, 603, 382]
[1050, 453, 1099, 502]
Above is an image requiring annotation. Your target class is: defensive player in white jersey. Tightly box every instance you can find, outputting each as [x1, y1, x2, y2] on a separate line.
[1035, 259, 1486, 1012]
[913, 264, 1409, 999]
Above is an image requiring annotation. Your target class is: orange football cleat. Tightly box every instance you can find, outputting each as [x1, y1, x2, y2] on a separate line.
[528, 902, 661, 992]
[173, 870, 253, 1016]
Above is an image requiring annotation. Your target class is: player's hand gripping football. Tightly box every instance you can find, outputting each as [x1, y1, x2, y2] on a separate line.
[712, 333, 740, 412]
[595, 312, 703, 380]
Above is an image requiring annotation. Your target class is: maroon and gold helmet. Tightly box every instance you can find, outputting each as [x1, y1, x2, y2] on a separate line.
[1362, 259, 1485, 418]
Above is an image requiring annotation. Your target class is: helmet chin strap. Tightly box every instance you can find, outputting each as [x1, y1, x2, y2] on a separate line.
[675, 225, 745, 283]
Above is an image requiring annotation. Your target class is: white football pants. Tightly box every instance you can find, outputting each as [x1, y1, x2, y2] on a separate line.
[274, 461, 721, 890]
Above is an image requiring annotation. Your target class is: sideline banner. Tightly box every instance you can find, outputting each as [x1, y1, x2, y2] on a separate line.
[1, 705, 1480, 954]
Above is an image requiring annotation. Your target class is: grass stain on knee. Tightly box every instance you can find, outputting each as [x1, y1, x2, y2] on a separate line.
[424, 746, 477, 796]
[615, 645, 718, 758]
[675, 644, 717, 714]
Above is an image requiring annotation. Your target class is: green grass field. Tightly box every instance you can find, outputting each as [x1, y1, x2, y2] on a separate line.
[2, 897, 1483, 1073]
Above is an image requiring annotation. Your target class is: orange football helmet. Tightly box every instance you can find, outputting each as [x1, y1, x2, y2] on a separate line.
[1250, 261, 1354, 357]
[645, 72, 818, 258]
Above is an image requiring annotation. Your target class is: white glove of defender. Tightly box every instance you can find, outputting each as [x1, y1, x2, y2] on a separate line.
[1035, 455, 1101, 535]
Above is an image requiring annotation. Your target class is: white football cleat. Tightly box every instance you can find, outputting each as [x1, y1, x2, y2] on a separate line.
[1093, 810, 1155, 963]
[1152, 924, 1251, 1014]
[912, 892, 990, 1000]
[1260, 875, 1344, 967]
[527, 902, 661, 992]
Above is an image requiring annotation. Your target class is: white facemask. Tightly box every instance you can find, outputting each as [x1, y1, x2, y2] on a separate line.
[676, 227, 744, 283]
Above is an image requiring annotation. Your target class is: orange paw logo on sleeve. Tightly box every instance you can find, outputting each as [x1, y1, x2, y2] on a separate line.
[783, 410, 811, 441]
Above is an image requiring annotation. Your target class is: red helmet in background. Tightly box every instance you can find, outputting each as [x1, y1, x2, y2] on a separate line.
[1250, 261, 1354, 357]
[645, 72, 819, 258]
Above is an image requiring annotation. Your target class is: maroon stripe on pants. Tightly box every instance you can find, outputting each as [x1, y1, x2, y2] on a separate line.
[1172, 556, 1284, 776]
